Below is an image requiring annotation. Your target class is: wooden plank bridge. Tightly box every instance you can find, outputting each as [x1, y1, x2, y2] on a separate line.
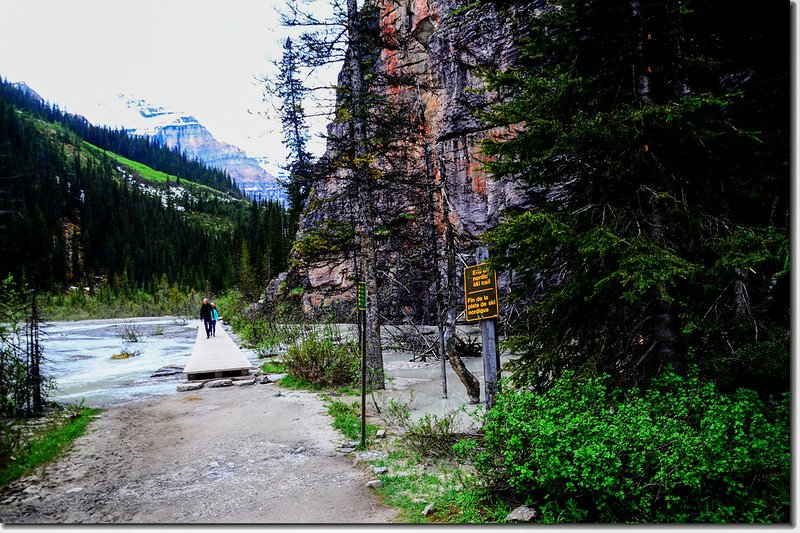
[183, 322, 253, 381]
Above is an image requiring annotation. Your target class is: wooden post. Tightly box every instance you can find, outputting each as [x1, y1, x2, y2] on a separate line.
[476, 247, 500, 409]
[358, 282, 367, 448]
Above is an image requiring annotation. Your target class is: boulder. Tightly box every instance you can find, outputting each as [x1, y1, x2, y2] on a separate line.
[338, 447, 356, 454]
[206, 379, 233, 388]
[267, 373, 288, 382]
[259, 376, 272, 384]
[375, 429, 386, 439]
[234, 378, 256, 386]
[366, 480, 382, 489]
[505, 505, 538, 522]
[177, 383, 204, 392]
[422, 503, 436, 516]
[373, 466, 388, 475]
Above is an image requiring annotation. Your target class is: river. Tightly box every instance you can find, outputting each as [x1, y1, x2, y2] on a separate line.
[41, 316, 258, 407]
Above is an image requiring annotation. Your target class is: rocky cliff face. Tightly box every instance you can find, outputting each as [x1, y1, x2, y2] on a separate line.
[290, 0, 534, 318]
[118, 97, 285, 203]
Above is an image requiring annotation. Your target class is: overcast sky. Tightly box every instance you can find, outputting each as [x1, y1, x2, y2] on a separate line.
[0, 0, 336, 166]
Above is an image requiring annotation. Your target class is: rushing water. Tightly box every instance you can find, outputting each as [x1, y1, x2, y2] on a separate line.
[41, 316, 257, 407]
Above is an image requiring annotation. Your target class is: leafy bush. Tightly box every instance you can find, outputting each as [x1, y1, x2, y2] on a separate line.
[283, 330, 359, 387]
[466, 370, 790, 523]
[383, 395, 478, 459]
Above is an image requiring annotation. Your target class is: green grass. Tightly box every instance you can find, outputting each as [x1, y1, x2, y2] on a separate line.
[327, 400, 378, 444]
[0, 407, 102, 487]
[366, 450, 512, 523]
[260, 361, 286, 374]
[83, 142, 224, 196]
[278, 374, 326, 391]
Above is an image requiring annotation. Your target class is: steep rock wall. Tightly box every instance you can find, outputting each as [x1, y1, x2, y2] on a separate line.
[290, 0, 535, 318]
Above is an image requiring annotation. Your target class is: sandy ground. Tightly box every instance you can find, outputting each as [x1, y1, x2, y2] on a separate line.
[0, 383, 398, 524]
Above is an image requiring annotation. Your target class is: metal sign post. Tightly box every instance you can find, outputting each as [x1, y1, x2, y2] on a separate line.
[464, 248, 501, 409]
[358, 281, 367, 448]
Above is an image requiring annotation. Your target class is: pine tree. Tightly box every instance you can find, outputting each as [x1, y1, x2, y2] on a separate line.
[481, 0, 789, 392]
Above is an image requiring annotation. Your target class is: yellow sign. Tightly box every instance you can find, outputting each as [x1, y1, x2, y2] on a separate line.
[463, 263, 498, 322]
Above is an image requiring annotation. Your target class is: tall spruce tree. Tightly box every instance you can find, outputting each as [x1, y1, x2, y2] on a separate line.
[275, 37, 314, 237]
[481, 0, 789, 392]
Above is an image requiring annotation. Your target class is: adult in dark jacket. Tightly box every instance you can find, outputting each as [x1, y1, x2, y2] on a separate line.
[200, 298, 213, 339]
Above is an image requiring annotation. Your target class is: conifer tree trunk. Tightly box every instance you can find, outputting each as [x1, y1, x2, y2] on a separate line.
[439, 165, 480, 403]
[347, 0, 385, 389]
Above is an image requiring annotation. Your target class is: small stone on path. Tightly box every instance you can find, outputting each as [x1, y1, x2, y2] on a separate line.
[506, 505, 538, 522]
[273, 390, 283, 397]
[353, 451, 387, 464]
[373, 466, 388, 475]
[366, 480, 382, 489]
[338, 447, 355, 454]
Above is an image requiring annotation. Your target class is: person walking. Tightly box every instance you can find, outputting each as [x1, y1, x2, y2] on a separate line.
[200, 298, 213, 339]
[210, 303, 219, 337]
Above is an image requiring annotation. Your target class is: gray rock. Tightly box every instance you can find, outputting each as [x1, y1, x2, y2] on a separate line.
[506, 505, 538, 522]
[347, 441, 360, 448]
[177, 383, 203, 392]
[375, 429, 386, 439]
[353, 450, 388, 464]
[259, 376, 272, 384]
[373, 466, 388, 475]
[366, 480, 382, 489]
[151, 365, 185, 378]
[267, 373, 288, 382]
[206, 379, 233, 388]
[273, 390, 283, 397]
[66, 487, 83, 494]
[234, 378, 256, 386]
[422, 503, 436, 516]
[338, 446, 356, 454]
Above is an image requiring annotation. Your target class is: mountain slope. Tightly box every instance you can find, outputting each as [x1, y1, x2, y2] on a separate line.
[0, 92, 291, 293]
[115, 96, 285, 203]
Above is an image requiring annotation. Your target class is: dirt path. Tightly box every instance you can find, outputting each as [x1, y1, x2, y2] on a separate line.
[0, 383, 398, 524]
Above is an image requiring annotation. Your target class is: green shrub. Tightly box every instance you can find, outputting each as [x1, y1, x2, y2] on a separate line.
[384, 396, 477, 459]
[283, 330, 359, 387]
[467, 369, 789, 523]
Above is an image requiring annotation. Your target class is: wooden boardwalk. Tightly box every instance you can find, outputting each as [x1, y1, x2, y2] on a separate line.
[183, 321, 253, 380]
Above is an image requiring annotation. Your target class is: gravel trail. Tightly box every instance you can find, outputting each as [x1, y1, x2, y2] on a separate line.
[0, 383, 397, 524]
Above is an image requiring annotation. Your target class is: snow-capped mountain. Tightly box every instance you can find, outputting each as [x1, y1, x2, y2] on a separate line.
[109, 95, 285, 203]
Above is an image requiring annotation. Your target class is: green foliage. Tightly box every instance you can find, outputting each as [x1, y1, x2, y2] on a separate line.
[480, 0, 789, 391]
[326, 400, 377, 443]
[366, 450, 511, 523]
[283, 329, 359, 387]
[260, 361, 286, 374]
[277, 374, 325, 391]
[0, 406, 102, 487]
[292, 220, 356, 260]
[383, 396, 477, 459]
[467, 370, 790, 523]
[40, 284, 202, 321]
[0, 83, 292, 299]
